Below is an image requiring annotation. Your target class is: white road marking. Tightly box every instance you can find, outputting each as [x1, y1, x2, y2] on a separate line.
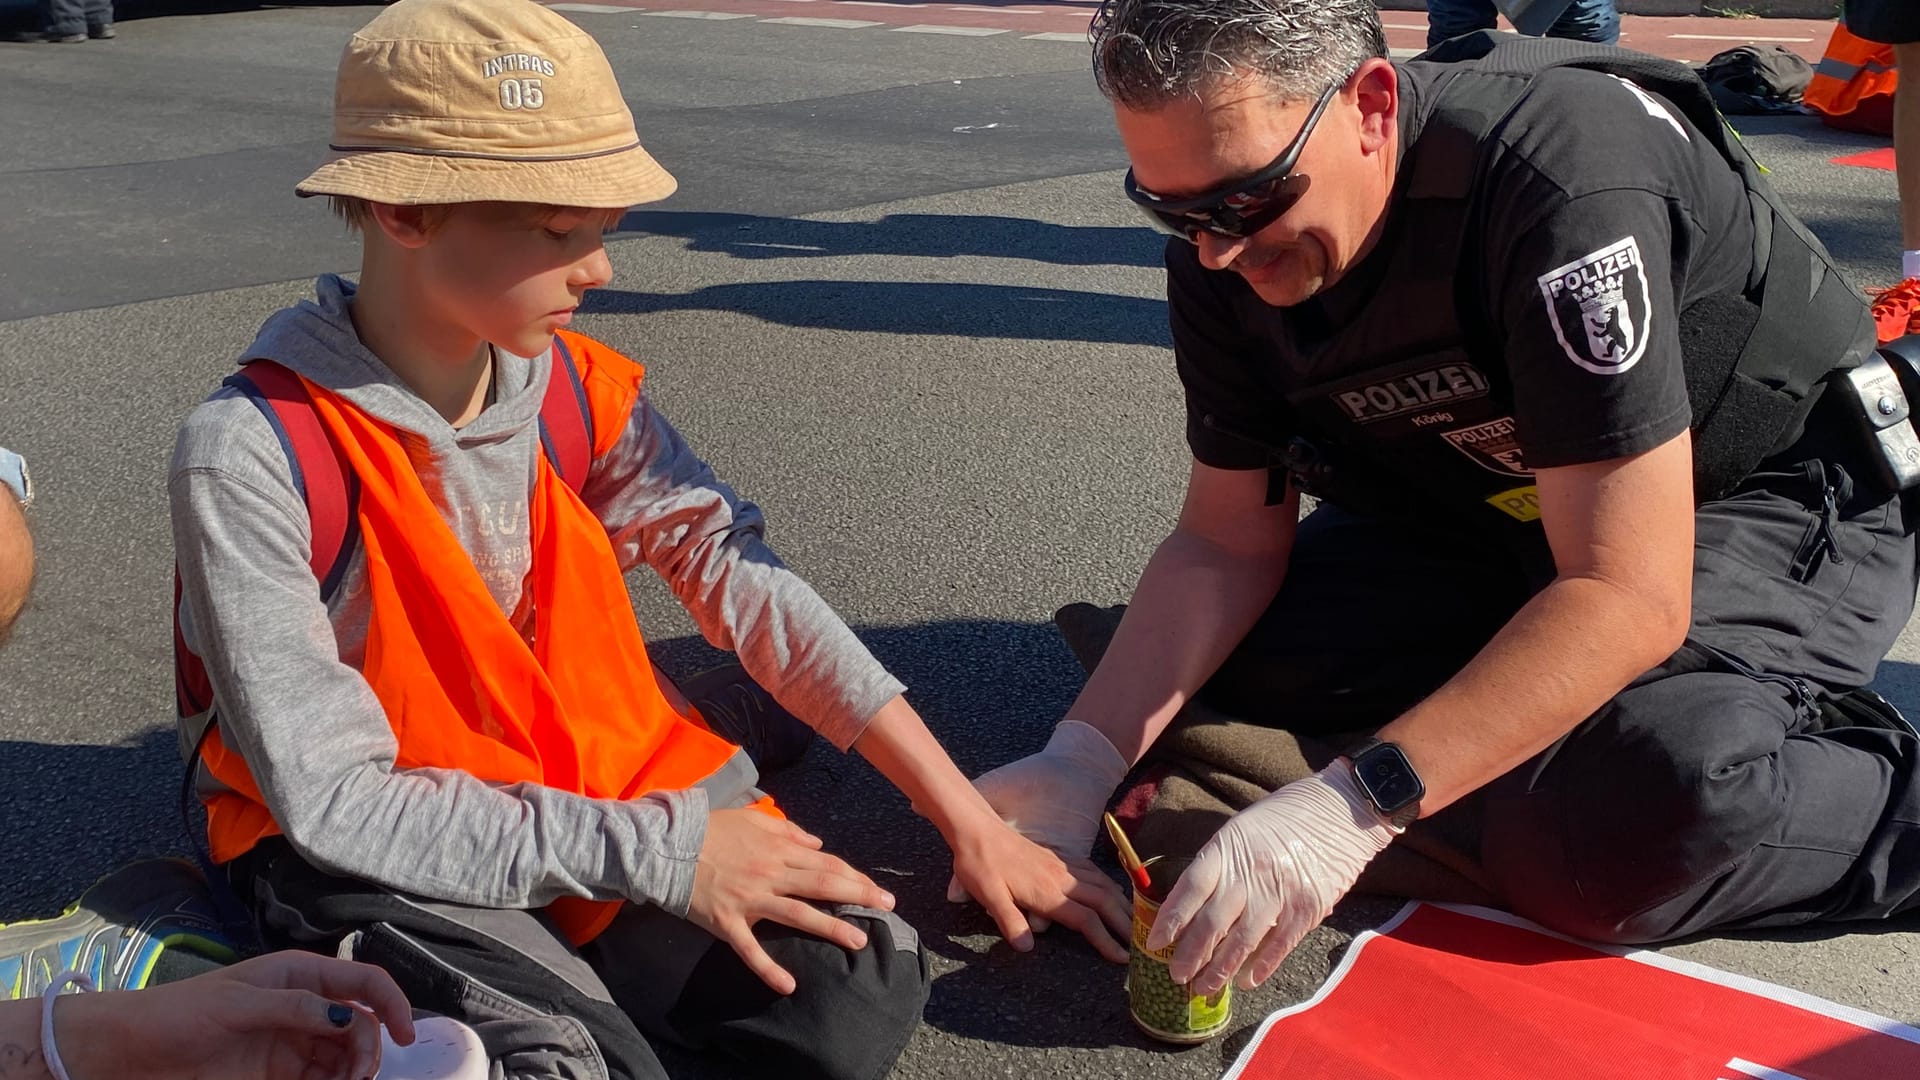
[949, 4, 1043, 11]
[1669, 33, 1812, 43]
[894, 22, 1008, 33]
[760, 15, 885, 26]
[643, 9, 754, 17]
[548, 4, 635, 11]
[1022, 31, 1084, 41]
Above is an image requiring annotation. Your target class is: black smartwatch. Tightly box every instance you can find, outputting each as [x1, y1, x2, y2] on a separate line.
[1344, 738, 1425, 829]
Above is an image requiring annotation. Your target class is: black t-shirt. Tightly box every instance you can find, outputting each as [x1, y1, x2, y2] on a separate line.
[1175, 61, 1757, 476]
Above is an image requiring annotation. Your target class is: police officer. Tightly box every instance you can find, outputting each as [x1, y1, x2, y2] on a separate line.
[964, 0, 1920, 1000]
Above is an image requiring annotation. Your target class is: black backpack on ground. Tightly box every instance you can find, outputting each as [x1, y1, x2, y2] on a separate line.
[1699, 44, 1814, 115]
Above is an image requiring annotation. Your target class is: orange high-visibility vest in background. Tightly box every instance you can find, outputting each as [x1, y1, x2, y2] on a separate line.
[1805, 21, 1899, 133]
[199, 333, 776, 945]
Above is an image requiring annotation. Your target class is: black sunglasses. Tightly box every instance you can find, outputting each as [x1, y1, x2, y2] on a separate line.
[1123, 77, 1346, 245]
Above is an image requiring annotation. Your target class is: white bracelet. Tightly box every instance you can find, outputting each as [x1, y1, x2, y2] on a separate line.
[40, 970, 95, 1080]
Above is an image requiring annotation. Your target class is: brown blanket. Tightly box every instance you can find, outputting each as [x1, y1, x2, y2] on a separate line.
[1054, 602, 1497, 905]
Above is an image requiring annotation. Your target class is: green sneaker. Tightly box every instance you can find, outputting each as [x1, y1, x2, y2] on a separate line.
[0, 858, 238, 999]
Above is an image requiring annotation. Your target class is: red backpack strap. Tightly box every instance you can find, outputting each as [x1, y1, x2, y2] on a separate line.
[539, 336, 596, 492]
[172, 573, 214, 720]
[176, 362, 355, 722]
[223, 361, 360, 602]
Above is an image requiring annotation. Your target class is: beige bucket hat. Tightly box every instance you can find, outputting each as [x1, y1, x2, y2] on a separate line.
[296, 0, 676, 208]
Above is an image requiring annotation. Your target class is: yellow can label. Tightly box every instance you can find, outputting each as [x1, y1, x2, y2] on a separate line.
[1188, 989, 1231, 1030]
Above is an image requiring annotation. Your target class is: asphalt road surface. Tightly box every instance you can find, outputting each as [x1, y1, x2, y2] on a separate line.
[1, 6, 1916, 1078]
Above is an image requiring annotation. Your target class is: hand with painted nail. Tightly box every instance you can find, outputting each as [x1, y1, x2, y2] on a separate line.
[1147, 764, 1398, 997]
[688, 807, 898, 995]
[42, 950, 415, 1080]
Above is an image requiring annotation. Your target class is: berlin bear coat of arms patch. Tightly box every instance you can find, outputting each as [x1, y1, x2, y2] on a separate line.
[1536, 236, 1653, 376]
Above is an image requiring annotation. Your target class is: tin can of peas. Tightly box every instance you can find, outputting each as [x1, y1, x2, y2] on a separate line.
[1127, 856, 1232, 1044]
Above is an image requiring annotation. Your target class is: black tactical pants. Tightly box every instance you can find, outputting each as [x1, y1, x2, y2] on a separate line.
[1198, 452, 1920, 943]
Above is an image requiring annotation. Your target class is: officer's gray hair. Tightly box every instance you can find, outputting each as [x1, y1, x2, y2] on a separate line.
[1090, 0, 1386, 108]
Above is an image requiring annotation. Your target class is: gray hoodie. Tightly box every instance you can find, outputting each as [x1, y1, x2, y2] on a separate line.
[170, 275, 904, 917]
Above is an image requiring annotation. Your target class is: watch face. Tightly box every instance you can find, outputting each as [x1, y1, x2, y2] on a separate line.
[1356, 745, 1424, 813]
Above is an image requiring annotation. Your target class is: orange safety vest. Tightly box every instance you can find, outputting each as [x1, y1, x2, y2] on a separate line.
[199, 332, 776, 945]
[1805, 22, 1898, 123]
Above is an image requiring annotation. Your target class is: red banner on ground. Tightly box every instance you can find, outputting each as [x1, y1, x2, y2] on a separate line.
[1223, 903, 1920, 1080]
[1831, 148, 1898, 171]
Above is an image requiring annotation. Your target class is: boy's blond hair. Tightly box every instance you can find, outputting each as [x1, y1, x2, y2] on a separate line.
[328, 196, 455, 235]
[328, 196, 622, 237]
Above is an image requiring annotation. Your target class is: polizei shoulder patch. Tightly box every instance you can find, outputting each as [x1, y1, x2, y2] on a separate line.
[1536, 236, 1653, 376]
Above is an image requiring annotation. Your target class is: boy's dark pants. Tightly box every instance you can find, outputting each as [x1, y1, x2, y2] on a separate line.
[232, 839, 929, 1080]
[1191, 446, 1920, 944]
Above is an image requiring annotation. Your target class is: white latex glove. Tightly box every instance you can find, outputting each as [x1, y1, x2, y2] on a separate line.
[946, 719, 1130, 904]
[1147, 762, 1398, 996]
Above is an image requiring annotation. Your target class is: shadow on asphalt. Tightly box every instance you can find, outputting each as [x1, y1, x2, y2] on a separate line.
[1729, 112, 1892, 150]
[583, 280, 1171, 345]
[644, 617, 1095, 780]
[616, 210, 1167, 270]
[1799, 192, 1913, 269]
[0, 727, 196, 919]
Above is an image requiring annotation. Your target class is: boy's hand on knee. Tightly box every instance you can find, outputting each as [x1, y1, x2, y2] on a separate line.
[690, 808, 897, 995]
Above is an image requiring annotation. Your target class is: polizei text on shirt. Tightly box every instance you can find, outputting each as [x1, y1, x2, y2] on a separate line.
[1335, 363, 1491, 423]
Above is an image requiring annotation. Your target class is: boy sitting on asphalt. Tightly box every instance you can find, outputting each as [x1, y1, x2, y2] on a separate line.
[169, 1, 1129, 1075]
